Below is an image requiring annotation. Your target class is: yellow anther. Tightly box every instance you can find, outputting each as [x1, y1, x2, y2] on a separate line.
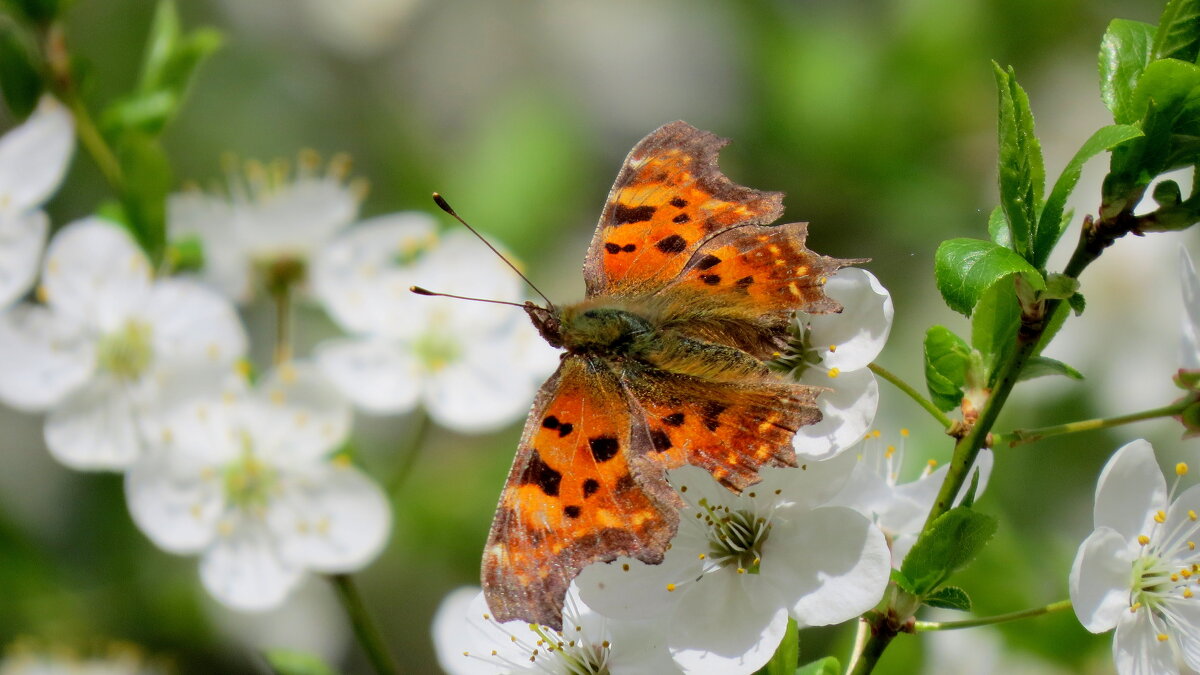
[927, 459, 938, 468]
[885, 445, 896, 458]
[1139, 535, 1151, 546]
[1179, 462, 1190, 476]
[698, 553, 706, 559]
[828, 344, 837, 352]
[1131, 602, 1142, 612]
[1184, 568, 1193, 579]
[737, 568, 746, 574]
[235, 359, 252, 378]
[900, 428, 910, 437]
[827, 368, 841, 379]
[666, 583, 676, 592]
[332, 454, 351, 468]
[1191, 541, 1196, 550]
[1158, 633, 1170, 642]
[1187, 588, 1196, 599]
[872, 430, 882, 438]
[1190, 510, 1197, 521]
[35, 285, 48, 303]
[1155, 510, 1167, 523]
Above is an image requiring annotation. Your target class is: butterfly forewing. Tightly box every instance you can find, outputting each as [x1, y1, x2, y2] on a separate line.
[482, 356, 680, 629]
[584, 121, 784, 297]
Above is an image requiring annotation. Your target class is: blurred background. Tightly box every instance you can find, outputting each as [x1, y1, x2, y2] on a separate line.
[1, 0, 1196, 673]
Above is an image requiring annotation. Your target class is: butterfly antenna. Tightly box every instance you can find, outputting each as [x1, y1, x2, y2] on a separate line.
[432, 193, 554, 308]
[410, 286, 529, 308]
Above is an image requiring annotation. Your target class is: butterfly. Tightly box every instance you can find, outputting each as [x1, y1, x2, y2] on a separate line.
[481, 121, 850, 629]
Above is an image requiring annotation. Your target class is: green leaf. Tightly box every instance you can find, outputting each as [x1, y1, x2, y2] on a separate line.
[1153, 0, 1200, 62]
[1036, 124, 1142, 267]
[4, 0, 64, 23]
[1018, 356, 1084, 382]
[116, 133, 172, 265]
[891, 567, 917, 595]
[0, 21, 43, 119]
[795, 657, 840, 675]
[1100, 19, 1155, 124]
[1068, 292, 1087, 315]
[960, 469, 981, 509]
[986, 205, 1010, 248]
[100, 90, 178, 136]
[924, 586, 972, 611]
[993, 63, 1045, 260]
[924, 326, 971, 412]
[264, 650, 340, 675]
[934, 238, 1046, 316]
[756, 617, 799, 675]
[900, 506, 997, 596]
[970, 278, 1019, 385]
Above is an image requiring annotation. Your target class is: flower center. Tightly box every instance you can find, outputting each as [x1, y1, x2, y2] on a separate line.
[770, 321, 826, 378]
[223, 439, 278, 511]
[698, 497, 771, 574]
[413, 330, 462, 373]
[96, 319, 154, 380]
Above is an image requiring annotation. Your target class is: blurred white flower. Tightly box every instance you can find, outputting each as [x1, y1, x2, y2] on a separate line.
[167, 152, 363, 302]
[576, 457, 890, 674]
[0, 642, 166, 675]
[1070, 439, 1200, 675]
[828, 429, 994, 565]
[784, 267, 893, 460]
[0, 96, 75, 308]
[1180, 248, 1200, 372]
[126, 362, 391, 611]
[432, 585, 677, 675]
[0, 218, 247, 470]
[313, 220, 557, 432]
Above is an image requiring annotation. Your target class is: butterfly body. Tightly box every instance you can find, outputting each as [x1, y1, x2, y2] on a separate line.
[484, 121, 852, 629]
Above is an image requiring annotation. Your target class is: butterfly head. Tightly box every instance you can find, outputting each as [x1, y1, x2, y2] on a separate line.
[525, 302, 564, 349]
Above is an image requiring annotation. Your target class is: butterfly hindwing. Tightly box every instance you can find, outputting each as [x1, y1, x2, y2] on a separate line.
[482, 356, 680, 629]
[584, 121, 784, 297]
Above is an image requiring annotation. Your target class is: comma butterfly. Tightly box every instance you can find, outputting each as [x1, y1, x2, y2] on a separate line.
[480, 121, 851, 629]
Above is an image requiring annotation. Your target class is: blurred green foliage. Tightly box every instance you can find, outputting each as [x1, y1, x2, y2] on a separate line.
[0, 0, 1187, 673]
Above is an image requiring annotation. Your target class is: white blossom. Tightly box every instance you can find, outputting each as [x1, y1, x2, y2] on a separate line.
[432, 585, 677, 675]
[313, 219, 557, 432]
[1180, 248, 1200, 372]
[1070, 439, 1200, 675]
[125, 362, 391, 611]
[576, 456, 890, 674]
[0, 97, 75, 308]
[0, 218, 246, 470]
[785, 267, 893, 460]
[167, 152, 362, 302]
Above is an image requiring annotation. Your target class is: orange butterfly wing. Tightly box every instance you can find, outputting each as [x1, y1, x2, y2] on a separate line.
[584, 121, 785, 297]
[482, 356, 680, 629]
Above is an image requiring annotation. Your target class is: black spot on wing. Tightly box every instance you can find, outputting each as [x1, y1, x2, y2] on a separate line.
[672, 213, 691, 224]
[662, 412, 685, 427]
[582, 478, 600, 498]
[655, 234, 687, 254]
[649, 428, 673, 452]
[700, 274, 721, 285]
[564, 505, 582, 518]
[604, 243, 621, 254]
[589, 436, 620, 463]
[520, 450, 562, 497]
[613, 204, 657, 225]
[695, 254, 721, 270]
[670, 197, 688, 208]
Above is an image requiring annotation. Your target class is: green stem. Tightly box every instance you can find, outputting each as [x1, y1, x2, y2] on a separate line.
[868, 362, 954, 430]
[913, 599, 1072, 632]
[388, 409, 430, 496]
[995, 401, 1188, 448]
[329, 574, 399, 675]
[847, 623, 896, 675]
[271, 282, 292, 367]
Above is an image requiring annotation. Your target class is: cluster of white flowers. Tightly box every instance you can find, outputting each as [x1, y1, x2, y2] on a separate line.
[0, 107, 554, 614]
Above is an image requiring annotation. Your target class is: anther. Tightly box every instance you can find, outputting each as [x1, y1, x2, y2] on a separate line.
[1138, 535, 1151, 546]
[1180, 463, 1190, 476]
[1155, 510, 1167, 523]
[827, 368, 841, 378]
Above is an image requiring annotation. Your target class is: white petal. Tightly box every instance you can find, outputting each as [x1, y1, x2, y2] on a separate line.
[0, 96, 74, 213]
[1069, 526, 1137, 633]
[140, 278, 247, 364]
[432, 587, 514, 675]
[311, 212, 439, 337]
[167, 191, 250, 301]
[411, 231, 527, 330]
[0, 304, 92, 410]
[125, 449, 223, 554]
[44, 377, 143, 470]
[247, 363, 351, 464]
[41, 218, 152, 330]
[765, 505, 889, 625]
[576, 552, 691, 621]
[422, 318, 554, 433]
[269, 462, 391, 572]
[1168, 597, 1200, 671]
[0, 211, 47, 308]
[1182, 247, 1200, 370]
[240, 176, 358, 256]
[762, 449, 858, 511]
[606, 616, 682, 675]
[200, 515, 304, 611]
[1113, 610, 1178, 675]
[314, 337, 420, 414]
[139, 365, 247, 465]
[667, 573, 789, 675]
[792, 367, 879, 460]
[801, 267, 893, 372]
[1094, 439, 1166, 539]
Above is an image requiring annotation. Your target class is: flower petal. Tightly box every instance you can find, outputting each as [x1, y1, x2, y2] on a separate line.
[167, 191, 250, 301]
[44, 376, 143, 470]
[765, 505, 889, 625]
[576, 551, 692, 621]
[411, 231, 527, 330]
[269, 462, 391, 572]
[200, 515, 304, 611]
[41, 218, 152, 330]
[1113, 609, 1178, 675]
[239, 175, 359, 255]
[125, 449, 223, 554]
[432, 587, 513, 675]
[0, 211, 47, 308]
[667, 573, 789, 675]
[0, 96, 74, 213]
[1069, 526, 1136, 633]
[1094, 439, 1166, 539]
[314, 337, 421, 414]
[801, 267, 893, 372]
[140, 278, 247, 366]
[1181, 247, 1200, 371]
[247, 363, 351, 463]
[311, 212, 438, 337]
[0, 304, 92, 411]
[792, 367, 879, 460]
